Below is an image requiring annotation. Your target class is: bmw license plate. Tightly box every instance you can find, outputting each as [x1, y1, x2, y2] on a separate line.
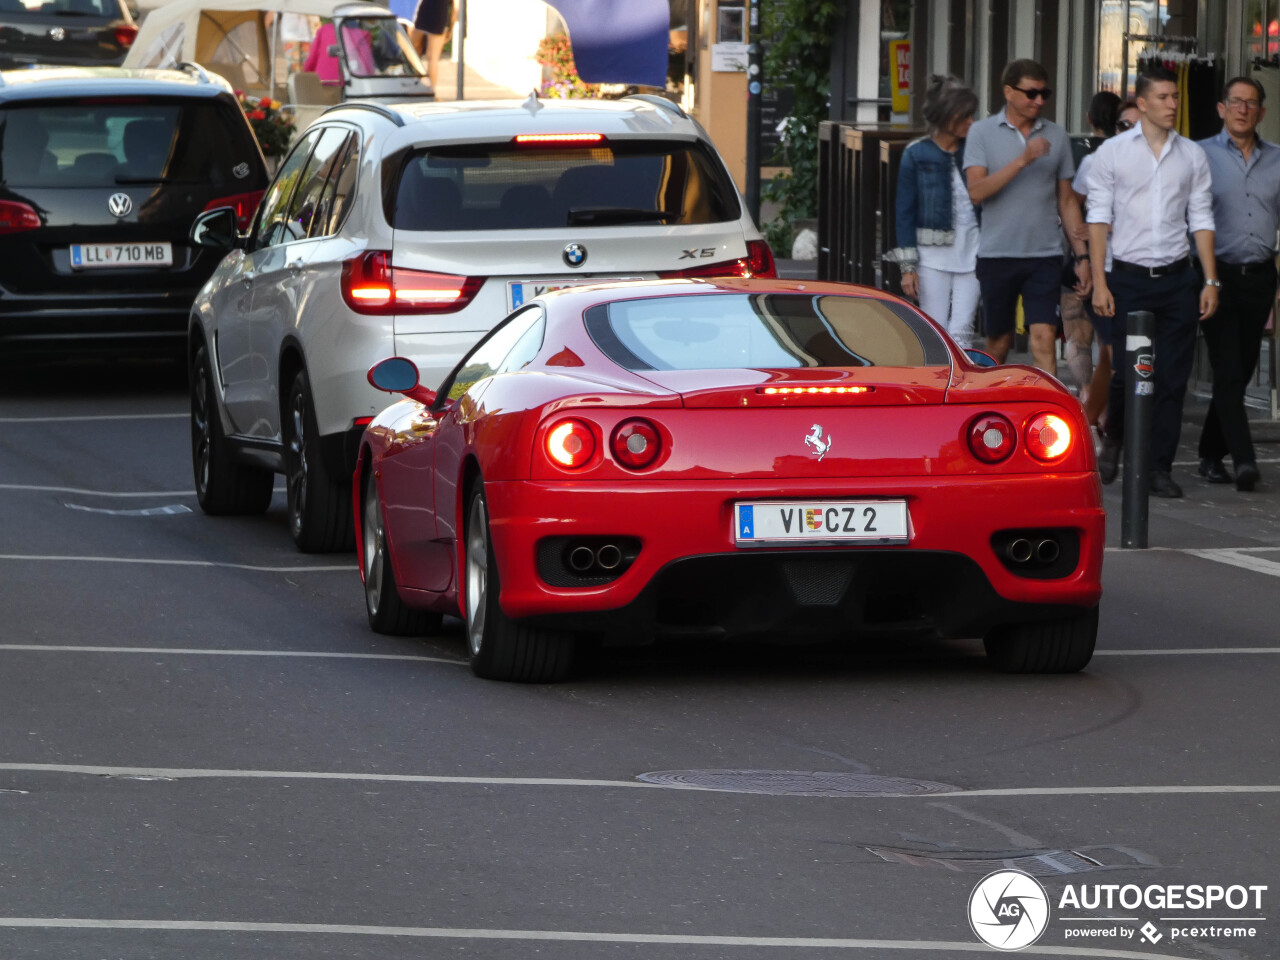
[70, 242, 173, 270]
[734, 500, 910, 546]
[507, 277, 638, 310]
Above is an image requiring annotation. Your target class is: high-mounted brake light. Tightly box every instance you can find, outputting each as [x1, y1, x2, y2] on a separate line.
[968, 413, 1016, 464]
[0, 200, 41, 235]
[1024, 412, 1072, 461]
[513, 133, 606, 145]
[341, 251, 483, 315]
[760, 386, 872, 396]
[611, 419, 661, 469]
[114, 24, 138, 48]
[545, 419, 596, 469]
[202, 190, 265, 232]
[659, 239, 778, 280]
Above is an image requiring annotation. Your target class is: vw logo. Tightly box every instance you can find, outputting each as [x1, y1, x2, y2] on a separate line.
[563, 243, 587, 268]
[107, 193, 133, 218]
[48, 26, 66, 40]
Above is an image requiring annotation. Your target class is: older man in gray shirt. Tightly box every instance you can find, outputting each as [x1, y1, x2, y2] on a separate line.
[964, 58, 1091, 371]
[1196, 76, 1280, 492]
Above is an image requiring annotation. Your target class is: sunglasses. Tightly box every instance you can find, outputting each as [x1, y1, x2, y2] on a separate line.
[1116, 119, 1134, 131]
[1012, 86, 1053, 100]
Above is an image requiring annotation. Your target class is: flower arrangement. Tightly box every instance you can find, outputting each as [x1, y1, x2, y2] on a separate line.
[535, 34, 600, 99]
[235, 90, 296, 158]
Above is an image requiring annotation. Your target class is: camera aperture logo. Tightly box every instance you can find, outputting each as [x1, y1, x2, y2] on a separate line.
[969, 869, 1050, 950]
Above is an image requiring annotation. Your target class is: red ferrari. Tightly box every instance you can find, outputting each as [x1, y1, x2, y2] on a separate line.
[354, 278, 1104, 682]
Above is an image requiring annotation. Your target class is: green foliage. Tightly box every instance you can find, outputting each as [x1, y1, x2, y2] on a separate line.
[760, 0, 841, 252]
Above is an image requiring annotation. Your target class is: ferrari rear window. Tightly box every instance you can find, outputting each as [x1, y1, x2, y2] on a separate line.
[392, 139, 741, 230]
[586, 293, 952, 370]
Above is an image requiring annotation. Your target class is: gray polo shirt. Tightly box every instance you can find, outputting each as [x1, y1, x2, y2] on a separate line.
[963, 108, 1075, 259]
[1199, 129, 1280, 264]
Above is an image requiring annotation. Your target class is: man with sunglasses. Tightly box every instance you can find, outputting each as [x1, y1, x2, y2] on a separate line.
[964, 59, 1091, 372]
[1087, 67, 1218, 499]
[1194, 77, 1280, 492]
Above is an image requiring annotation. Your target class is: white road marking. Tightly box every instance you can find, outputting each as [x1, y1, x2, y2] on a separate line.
[1182, 549, 1280, 578]
[1171, 456, 1280, 467]
[1, 763, 1277, 799]
[0, 483, 284, 498]
[64, 503, 192, 517]
[0, 555, 351, 573]
[1096, 648, 1280, 656]
[0, 412, 187, 423]
[1105, 546, 1280, 554]
[0, 920, 1205, 957]
[0, 645, 464, 665]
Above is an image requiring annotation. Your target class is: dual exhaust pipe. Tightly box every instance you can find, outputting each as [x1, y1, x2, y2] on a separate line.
[1006, 537, 1060, 565]
[568, 543, 623, 573]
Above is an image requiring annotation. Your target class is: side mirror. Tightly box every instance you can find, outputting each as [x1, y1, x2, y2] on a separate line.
[965, 348, 999, 368]
[368, 357, 437, 406]
[190, 207, 241, 250]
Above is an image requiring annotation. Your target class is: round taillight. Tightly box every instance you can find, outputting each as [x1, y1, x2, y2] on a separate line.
[1025, 412, 1072, 461]
[611, 419, 661, 469]
[968, 414, 1016, 463]
[545, 419, 596, 469]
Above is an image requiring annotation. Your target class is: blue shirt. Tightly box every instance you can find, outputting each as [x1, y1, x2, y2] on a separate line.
[1199, 129, 1280, 264]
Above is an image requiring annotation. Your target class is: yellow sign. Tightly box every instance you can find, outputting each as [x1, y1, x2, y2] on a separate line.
[890, 40, 911, 114]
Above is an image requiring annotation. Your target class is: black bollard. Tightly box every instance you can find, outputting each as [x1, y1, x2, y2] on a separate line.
[1121, 310, 1155, 549]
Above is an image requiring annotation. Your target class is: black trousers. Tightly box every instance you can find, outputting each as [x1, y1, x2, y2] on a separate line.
[1197, 263, 1276, 467]
[1104, 266, 1200, 473]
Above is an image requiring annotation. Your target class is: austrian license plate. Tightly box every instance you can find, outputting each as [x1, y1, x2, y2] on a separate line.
[70, 242, 173, 270]
[507, 277, 638, 310]
[734, 500, 910, 546]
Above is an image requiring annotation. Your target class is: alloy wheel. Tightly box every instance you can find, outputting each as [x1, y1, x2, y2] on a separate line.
[287, 392, 309, 536]
[363, 476, 384, 617]
[465, 494, 488, 658]
[191, 363, 212, 495]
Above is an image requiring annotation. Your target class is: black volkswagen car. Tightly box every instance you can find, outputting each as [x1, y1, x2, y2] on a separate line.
[0, 0, 138, 70]
[0, 65, 269, 354]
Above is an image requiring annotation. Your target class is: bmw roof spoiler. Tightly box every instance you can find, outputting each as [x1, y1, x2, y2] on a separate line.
[621, 94, 686, 119]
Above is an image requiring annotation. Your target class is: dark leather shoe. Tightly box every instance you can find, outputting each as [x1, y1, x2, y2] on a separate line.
[1098, 439, 1120, 484]
[1150, 471, 1183, 498]
[1198, 457, 1233, 484]
[1236, 462, 1261, 492]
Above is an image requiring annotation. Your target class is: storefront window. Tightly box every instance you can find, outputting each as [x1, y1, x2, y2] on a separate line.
[1247, 0, 1280, 64]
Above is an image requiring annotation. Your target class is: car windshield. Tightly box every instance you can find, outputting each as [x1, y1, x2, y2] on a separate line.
[7, 0, 118, 15]
[586, 293, 952, 370]
[0, 100, 258, 188]
[393, 139, 741, 230]
[339, 17, 424, 78]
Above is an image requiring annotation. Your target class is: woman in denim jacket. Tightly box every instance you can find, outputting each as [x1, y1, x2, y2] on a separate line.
[891, 77, 980, 345]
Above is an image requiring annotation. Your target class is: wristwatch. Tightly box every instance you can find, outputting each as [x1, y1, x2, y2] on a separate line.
[1204, 278, 1222, 288]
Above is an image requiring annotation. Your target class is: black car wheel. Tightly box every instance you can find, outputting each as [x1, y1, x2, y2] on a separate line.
[984, 606, 1099, 673]
[362, 467, 440, 636]
[283, 370, 353, 553]
[464, 483, 573, 683]
[190, 343, 273, 515]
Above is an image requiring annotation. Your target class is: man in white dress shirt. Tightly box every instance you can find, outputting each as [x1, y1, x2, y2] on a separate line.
[1087, 67, 1219, 499]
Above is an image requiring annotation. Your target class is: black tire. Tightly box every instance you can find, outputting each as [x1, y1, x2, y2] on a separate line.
[284, 370, 354, 553]
[190, 343, 273, 515]
[984, 606, 1099, 673]
[361, 468, 441, 636]
[464, 483, 574, 682]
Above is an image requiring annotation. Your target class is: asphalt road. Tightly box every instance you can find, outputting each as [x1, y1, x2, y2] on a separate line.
[1, 357, 1278, 960]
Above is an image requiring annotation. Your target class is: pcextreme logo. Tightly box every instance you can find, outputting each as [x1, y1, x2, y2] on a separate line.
[968, 870, 1050, 950]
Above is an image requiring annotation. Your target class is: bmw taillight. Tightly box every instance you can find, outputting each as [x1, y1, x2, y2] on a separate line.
[340, 251, 482, 315]
[968, 413, 1016, 464]
[0, 200, 41, 235]
[658, 239, 778, 279]
[610, 419, 661, 469]
[202, 190, 264, 232]
[114, 24, 138, 48]
[1024, 412, 1072, 461]
[545, 419, 596, 469]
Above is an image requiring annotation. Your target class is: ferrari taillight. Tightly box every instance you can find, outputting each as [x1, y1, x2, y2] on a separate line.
[610, 419, 661, 469]
[658, 239, 778, 280]
[968, 413, 1016, 464]
[545, 419, 596, 469]
[341, 251, 482, 315]
[0, 200, 40, 235]
[202, 190, 265, 232]
[1024, 412, 1072, 461]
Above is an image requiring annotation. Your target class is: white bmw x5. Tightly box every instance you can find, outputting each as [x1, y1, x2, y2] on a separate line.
[187, 93, 774, 552]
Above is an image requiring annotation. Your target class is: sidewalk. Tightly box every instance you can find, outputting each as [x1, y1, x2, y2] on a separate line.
[432, 62, 522, 101]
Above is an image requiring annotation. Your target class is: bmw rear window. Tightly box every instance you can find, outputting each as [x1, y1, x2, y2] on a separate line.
[391, 139, 741, 231]
[585, 294, 952, 370]
[7, 0, 119, 15]
[0, 100, 262, 188]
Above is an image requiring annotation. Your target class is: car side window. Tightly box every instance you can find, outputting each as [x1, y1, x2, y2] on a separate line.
[316, 134, 360, 238]
[288, 128, 349, 240]
[437, 306, 546, 404]
[251, 128, 320, 250]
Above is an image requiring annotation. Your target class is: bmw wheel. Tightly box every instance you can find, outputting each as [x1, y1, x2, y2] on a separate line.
[984, 606, 1098, 673]
[283, 371, 354, 553]
[190, 342, 273, 515]
[362, 468, 439, 636]
[464, 483, 573, 682]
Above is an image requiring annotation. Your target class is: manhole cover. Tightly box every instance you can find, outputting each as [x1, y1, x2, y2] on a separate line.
[867, 845, 1157, 875]
[636, 770, 957, 797]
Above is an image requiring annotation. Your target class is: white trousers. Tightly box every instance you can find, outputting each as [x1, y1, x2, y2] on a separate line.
[917, 265, 980, 346]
